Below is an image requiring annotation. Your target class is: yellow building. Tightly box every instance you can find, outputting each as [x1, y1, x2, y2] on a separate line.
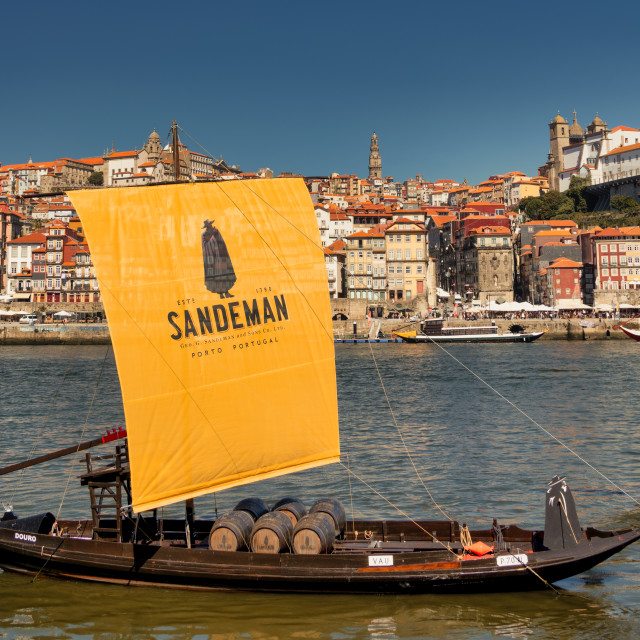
[385, 218, 428, 303]
[345, 229, 386, 301]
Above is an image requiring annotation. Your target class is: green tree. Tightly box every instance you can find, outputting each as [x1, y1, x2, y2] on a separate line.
[523, 190, 575, 220]
[610, 195, 640, 215]
[88, 171, 103, 186]
[565, 175, 590, 213]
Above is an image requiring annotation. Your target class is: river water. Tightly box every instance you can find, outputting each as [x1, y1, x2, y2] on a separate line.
[1, 342, 639, 639]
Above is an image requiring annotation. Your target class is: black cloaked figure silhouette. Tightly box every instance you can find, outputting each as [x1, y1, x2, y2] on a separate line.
[202, 219, 236, 298]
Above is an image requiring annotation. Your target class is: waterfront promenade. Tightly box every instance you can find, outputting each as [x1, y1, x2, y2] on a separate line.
[0, 317, 632, 344]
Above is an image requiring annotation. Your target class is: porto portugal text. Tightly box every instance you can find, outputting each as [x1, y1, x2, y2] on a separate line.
[2, 112, 640, 333]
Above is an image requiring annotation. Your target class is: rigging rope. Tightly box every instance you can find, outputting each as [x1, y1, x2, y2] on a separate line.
[6, 353, 77, 508]
[422, 337, 640, 507]
[367, 341, 453, 521]
[56, 345, 112, 519]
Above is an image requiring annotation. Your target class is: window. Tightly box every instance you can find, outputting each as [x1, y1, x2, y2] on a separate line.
[417, 249, 423, 260]
[602, 244, 608, 252]
[602, 257, 608, 265]
[405, 235, 410, 242]
[416, 265, 423, 274]
[405, 266, 411, 274]
[405, 250, 411, 260]
[388, 266, 394, 274]
[406, 290, 412, 300]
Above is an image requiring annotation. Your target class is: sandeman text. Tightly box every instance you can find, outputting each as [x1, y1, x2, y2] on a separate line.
[167, 294, 289, 341]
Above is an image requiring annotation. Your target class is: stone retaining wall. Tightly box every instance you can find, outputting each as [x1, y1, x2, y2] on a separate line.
[0, 318, 633, 344]
[333, 317, 631, 341]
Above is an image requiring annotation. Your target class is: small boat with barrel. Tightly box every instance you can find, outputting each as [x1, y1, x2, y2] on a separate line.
[0, 177, 638, 594]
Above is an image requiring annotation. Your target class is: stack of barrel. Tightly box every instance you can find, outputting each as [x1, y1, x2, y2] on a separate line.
[208, 497, 345, 555]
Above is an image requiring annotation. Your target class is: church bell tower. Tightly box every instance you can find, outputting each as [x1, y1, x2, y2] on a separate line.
[368, 132, 382, 180]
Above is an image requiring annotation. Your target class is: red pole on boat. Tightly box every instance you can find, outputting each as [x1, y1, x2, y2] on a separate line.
[0, 427, 127, 477]
[613, 312, 640, 330]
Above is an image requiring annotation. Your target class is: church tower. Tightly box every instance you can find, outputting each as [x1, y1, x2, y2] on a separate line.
[144, 128, 162, 163]
[368, 132, 382, 180]
[548, 113, 569, 191]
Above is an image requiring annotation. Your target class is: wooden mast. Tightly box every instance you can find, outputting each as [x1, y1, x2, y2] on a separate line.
[172, 120, 180, 182]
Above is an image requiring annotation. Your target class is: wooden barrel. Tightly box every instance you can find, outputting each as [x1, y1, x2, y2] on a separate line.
[233, 497, 268, 521]
[250, 511, 294, 554]
[309, 498, 346, 536]
[292, 512, 335, 555]
[209, 510, 254, 551]
[272, 497, 307, 525]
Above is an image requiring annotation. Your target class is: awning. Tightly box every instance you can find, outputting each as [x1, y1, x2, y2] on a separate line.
[555, 300, 592, 310]
[436, 288, 450, 298]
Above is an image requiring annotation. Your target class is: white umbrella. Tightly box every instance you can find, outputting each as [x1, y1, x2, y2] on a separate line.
[54, 310, 74, 317]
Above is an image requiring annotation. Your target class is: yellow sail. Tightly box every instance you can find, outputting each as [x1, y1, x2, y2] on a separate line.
[69, 179, 339, 512]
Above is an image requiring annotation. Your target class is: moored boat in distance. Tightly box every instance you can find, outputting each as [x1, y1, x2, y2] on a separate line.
[394, 319, 545, 344]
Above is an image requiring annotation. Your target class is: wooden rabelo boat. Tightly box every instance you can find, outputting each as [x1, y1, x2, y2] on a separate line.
[1, 178, 638, 594]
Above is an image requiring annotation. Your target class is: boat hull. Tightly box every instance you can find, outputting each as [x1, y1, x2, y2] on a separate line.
[1, 523, 638, 594]
[619, 325, 640, 341]
[395, 331, 545, 344]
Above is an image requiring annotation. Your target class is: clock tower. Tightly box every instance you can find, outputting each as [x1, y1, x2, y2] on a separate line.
[368, 132, 382, 180]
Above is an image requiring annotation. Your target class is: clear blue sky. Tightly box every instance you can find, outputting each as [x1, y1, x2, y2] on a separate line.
[2, 0, 639, 186]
